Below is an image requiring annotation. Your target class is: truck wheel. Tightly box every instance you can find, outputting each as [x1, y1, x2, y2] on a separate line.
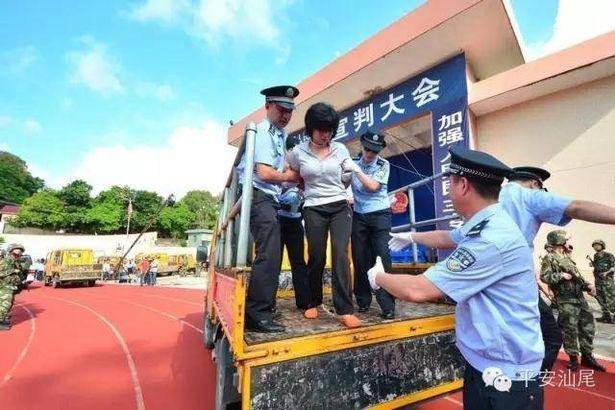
[214, 336, 241, 410]
[88, 280, 96, 287]
[204, 314, 216, 350]
[52, 277, 61, 288]
[44, 277, 51, 286]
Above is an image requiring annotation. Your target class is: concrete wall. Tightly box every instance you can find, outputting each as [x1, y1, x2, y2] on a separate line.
[476, 75, 615, 272]
[1, 232, 158, 261]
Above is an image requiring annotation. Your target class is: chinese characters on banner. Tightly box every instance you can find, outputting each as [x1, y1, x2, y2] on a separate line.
[290, 54, 469, 259]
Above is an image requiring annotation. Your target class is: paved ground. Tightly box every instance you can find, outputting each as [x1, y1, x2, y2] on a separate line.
[1, 281, 613, 410]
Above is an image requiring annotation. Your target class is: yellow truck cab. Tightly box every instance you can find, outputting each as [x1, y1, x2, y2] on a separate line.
[44, 248, 102, 288]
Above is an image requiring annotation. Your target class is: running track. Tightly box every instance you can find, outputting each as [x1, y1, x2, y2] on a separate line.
[1, 283, 613, 410]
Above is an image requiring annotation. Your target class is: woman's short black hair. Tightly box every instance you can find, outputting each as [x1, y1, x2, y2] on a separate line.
[304, 102, 339, 138]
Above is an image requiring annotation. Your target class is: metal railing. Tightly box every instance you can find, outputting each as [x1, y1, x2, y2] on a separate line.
[214, 122, 257, 269]
[390, 172, 459, 262]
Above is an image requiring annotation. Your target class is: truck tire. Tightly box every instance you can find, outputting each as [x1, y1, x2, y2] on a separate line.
[52, 276, 61, 288]
[214, 336, 241, 410]
[204, 314, 216, 350]
[88, 280, 96, 287]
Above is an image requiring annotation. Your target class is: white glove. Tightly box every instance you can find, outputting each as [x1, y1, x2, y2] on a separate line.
[367, 256, 384, 291]
[388, 232, 414, 252]
[342, 158, 361, 173]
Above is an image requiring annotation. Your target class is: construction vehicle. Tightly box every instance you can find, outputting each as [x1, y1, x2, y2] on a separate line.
[203, 124, 463, 409]
[44, 248, 102, 288]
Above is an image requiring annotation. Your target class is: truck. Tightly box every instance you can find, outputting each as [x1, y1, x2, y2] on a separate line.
[203, 124, 464, 409]
[44, 248, 102, 288]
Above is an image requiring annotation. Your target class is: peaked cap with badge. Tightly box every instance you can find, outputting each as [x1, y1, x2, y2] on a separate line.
[360, 130, 386, 153]
[512, 166, 551, 182]
[447, 146, 513, 184]
[260, 85, 300, 110]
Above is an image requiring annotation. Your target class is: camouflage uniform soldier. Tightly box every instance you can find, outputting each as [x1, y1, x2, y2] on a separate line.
[590, 239, 615, 323]
[540, 230, 605, 372]
[0, 244, 25, 331]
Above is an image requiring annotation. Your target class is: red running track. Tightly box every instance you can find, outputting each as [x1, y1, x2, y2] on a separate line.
[1, 283, 614, 410]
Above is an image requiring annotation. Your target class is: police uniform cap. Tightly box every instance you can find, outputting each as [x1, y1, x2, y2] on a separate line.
[260, 85, 299, 110]
[447, 146, 512, 184]
[360, 131, 386, 153]
[512, 166, 551, 182]
[8, 243, 25, 253]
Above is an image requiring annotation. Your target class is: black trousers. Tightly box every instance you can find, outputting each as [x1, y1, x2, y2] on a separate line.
[279, 215, 311, 309]
[463, 362, 543, 410]
[246, 189, 281, 323]
[538, 296, 563, 371]
[303, 200, 354, 315]
[351, 209, 395, 312]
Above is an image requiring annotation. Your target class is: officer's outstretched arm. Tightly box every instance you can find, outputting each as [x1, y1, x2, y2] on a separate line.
[565, 200, 615, 225]
[376, 273, 444, 302]
[256, 163, 300, 184]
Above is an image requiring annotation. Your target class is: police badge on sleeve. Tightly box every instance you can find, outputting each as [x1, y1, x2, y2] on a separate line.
[446, 247, 477, 272]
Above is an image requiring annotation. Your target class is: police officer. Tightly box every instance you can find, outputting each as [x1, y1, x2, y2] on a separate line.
[392, 164, 615, 373]
[589, 239, 615, 323]
[344, 131, 395, 318]
[0, 243, 26, 331]
[278, 134, 310, 310]
[382, 147, 544, 410]
[237, 85, 300, 333]
[540, 230, 605, 372]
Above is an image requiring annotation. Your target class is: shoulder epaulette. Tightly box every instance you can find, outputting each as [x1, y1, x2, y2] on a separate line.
[351, 156, 360, 161]
[376, 158, 386, 166]
[467, 219, 489, 236]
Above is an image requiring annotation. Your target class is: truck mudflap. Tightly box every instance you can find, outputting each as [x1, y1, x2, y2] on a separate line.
[248, 330, 463, 409]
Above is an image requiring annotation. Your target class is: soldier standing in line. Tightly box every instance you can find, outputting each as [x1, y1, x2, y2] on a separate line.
[589, 239, 615, 323]
[540, 230, 605, 372]
[0, 244, 26, 331]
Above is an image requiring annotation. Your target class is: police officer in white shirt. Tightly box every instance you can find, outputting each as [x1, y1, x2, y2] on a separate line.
[236, 85, 301, 333]
[381, 146, 545, 409]
[344, 131, 395, 318]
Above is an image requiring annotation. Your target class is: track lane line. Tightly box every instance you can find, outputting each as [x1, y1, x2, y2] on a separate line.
[0, 304, 36, 389]
[45, 296, 145, 410]
[66, 293, 204, 335]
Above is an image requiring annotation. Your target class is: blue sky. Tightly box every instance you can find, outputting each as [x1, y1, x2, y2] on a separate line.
[0, 0, 612, 197]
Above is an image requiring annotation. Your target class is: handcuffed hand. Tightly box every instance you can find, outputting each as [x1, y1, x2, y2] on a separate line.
[342, 158, 361, 173]
[388, 232, 414, 252]
[367, 256, 384, 291]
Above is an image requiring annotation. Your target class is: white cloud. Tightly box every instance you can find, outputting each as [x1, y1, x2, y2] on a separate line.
[61, 119, 237, 197]
[67, 37, 124, 94]
[128, 0, 291, 50]
[128, 0, 190, 25]
[524, 0, 615, 60]
[23, 119, 42, 135]
[0, 116, 12, 128]
[135, 81, 176, 102]
[1, 46, 39, 75]
[275, 43, 291, 65]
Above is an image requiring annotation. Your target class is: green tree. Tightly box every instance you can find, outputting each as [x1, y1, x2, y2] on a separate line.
[86, 200, 123, 233]
[58, 180, 93, 232]
[130, 190, 163, 231]
[158, 203, 196, 238]
[180, 190, 219, 229]
[13, 190, 67, 229]
[0, 151, 44, 204]
[87, 186, 126, 233]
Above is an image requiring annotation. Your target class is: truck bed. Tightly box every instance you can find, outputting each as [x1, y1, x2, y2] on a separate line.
[245, 297, 455, 344]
